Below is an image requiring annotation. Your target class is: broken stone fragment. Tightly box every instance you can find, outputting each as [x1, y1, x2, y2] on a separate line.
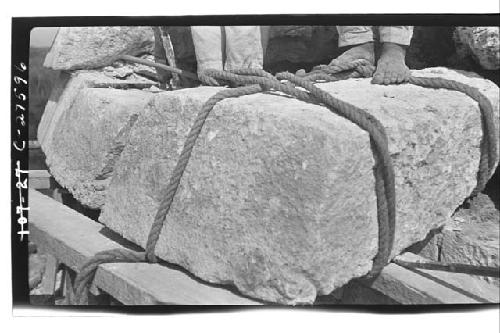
[444, 193, 499, 287]
[38, 71, 155, 208]
[454, 27, 500, 70]
[43, 26, 154, 71]
[413, 192, 499, 289]
[105, 54, 160, 81]
[440, 222, 499, 288]
[90, 68, 499, 304]
[104, 66, 134, 79]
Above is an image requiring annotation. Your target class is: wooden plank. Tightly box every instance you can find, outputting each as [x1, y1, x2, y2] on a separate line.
[60, 266, 76, 305]
[29, 189, 261, 305]
[362, 252, 499, 304]
[29, 170, 52, 190]
[58, 265, 110, 305]
[94, 263, 260, 305]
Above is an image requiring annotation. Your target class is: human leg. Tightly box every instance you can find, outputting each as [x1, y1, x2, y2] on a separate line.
[224, 26, 265, 71]
[372, 26, 413, 84]
[191, 26, 225, 74]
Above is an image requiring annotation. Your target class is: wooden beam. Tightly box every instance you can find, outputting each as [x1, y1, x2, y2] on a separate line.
[360, 252, 499, 304]
[29, 170, 52, 190]
[29, 189, 261, 305]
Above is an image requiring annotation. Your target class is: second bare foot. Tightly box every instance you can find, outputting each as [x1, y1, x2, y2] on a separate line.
[372, 42, 411, 85]
[329, 42, 375, 67]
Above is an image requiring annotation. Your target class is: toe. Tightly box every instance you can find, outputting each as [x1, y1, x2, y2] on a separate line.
[403, 68, 411, 82]
[395, 72, 405, 84]
[371, 71, 383, 84]
[382, 71, 395, 85]
[392, 70, 406, 84]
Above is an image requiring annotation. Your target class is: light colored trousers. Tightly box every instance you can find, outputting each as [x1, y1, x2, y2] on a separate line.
[191, 26, 269, 74]
[337, 26, 414, 47]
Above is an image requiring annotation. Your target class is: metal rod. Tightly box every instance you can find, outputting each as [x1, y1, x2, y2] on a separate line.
[393, 258, 500, 278]
[119, 54, 199, 81]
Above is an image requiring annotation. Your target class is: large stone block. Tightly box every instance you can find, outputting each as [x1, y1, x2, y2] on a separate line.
[43, 27, 154, 70]
[38, 71, 155, 208]
[96, 68, 499, 304]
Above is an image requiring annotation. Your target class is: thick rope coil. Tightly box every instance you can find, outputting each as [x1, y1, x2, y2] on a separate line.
[198, 72, 222, 87]
[72, 60, 498, 304]
[296, 59, 376, 82]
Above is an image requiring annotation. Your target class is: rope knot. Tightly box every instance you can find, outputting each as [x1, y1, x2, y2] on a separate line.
[296, 58, 376, 81]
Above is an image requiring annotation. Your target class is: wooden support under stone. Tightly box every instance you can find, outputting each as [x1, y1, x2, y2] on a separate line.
[29, 170, 52, 190]
[357, 252, 499, 304]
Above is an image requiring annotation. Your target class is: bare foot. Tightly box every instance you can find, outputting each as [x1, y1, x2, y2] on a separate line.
[372, 43, 410, 85]
[329, 42, 375, 67]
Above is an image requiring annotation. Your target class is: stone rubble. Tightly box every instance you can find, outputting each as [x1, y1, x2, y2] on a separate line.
[454, 27, 500, 70]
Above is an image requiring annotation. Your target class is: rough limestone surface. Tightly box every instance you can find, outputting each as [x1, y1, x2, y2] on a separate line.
[415, 194, 499, 288]
[440, 223, 499, 288]
[443, 194, 499, 287]
[38, 71, 155, 208]
[454, 27, 500, 70]
[95, 68, 499, 304]
[43, 27, 154, 70]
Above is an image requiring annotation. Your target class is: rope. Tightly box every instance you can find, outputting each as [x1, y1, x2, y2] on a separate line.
[72, 59, 498, 304]
[296, 58, 376, 81]
[144, 84, 264, 262]
[119, 55, 199, 81]
[73, 249, 146, 304]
